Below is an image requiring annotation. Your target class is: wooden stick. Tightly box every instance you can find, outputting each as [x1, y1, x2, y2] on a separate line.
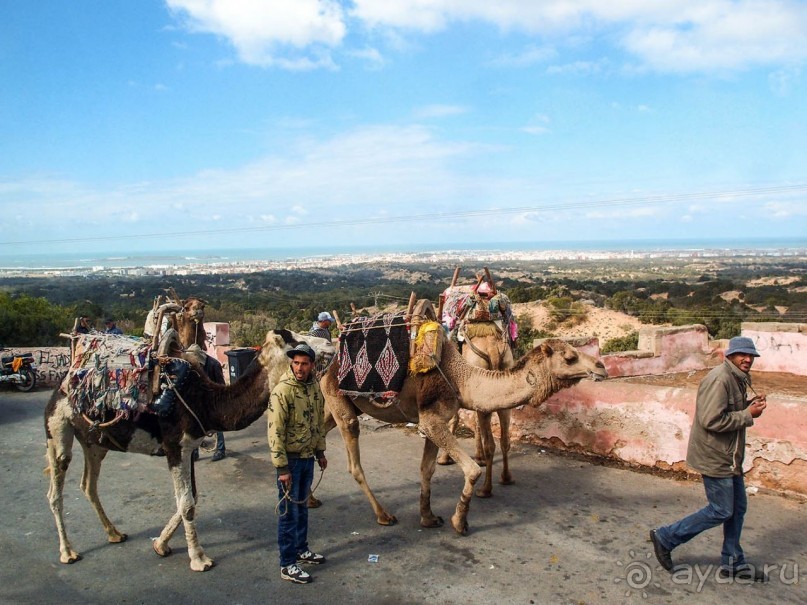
[450, 266, 460, 288]
[332, 309, 344, 332]
[471, 274, 485, 293]
[350, 302, 358, 317]
[436, 293, 445, 322]
[406, 291, 417, 318]
[484, 267, 497, 295]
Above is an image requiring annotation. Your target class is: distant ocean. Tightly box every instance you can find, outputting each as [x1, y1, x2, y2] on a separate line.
[1, 237, 805, 270]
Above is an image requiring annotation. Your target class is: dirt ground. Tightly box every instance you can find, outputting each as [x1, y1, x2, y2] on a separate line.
[2, 389, 805, 605]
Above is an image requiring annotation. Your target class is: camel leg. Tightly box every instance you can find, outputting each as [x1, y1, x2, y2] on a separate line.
[46, 431, 82, 564]
[418, 411, 482, 536]
[436, 413, 458, 465]
[78, 442, 128, 543]
[336, 411, 398, 526]
[474, 412, 496, 498]
[418, 437, 443, 527]
[497, 409, 514, 486]
[153, 445, 213, 572]
[472, 412, 486, 465]
[308, 412, 337, 508]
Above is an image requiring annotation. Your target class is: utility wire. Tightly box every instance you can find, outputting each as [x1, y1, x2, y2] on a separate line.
[2, 183, 805, 246]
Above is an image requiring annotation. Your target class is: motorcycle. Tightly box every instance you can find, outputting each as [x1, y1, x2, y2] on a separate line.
[0, 347, 38, 392]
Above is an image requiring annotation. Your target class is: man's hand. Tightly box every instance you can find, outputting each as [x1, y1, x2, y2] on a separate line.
[748, 394, 767, 418]
[278, 473, 292, 489]
[318, 456, 328, 471]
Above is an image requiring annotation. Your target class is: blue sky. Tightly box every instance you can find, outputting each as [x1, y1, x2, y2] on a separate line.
[1, 0, 806, 256]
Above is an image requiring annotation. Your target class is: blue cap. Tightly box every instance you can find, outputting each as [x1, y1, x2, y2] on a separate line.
[317, 311, 335, 323]
[286, 343, 316, 361]
[725, 336, 760, 358]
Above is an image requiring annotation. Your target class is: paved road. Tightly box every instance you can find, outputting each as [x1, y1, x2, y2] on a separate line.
[2, 389, 804, 604]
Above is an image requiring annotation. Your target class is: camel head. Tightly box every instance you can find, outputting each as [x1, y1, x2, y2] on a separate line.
[180, 297, 207, 324]
[261, 329, 336, 367]
[529, 338, 608, 386]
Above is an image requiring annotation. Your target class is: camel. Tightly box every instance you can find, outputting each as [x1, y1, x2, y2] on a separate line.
[143, 293, 208, 351]
[45, 328, 334, 572]
[319, 303, 607, 535]
[448, 321, 516, 498]
[437, 277, 517, 498]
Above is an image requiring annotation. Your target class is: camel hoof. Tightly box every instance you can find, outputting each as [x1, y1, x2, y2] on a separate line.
[61, 552, 82, 564]
[451, 515, 469, 536]
[474, 489, 493, 498]
[191, 557, 214, 572]
[377, 514, 398, 526]
[308, 495, 323, 508]
[473, 457, 487, 467]
[499, 477, 515, 486]
[436, 456, 455, 466]
[109, 532, 128, 544]
[152, 541, 172, 557]
[420, 515, 444, 528]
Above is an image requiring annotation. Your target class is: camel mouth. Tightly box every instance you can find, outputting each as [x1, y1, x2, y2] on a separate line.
[589, 371, 608, 382]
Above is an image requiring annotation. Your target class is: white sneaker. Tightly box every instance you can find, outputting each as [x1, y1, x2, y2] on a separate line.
[280, 563, 311, 583]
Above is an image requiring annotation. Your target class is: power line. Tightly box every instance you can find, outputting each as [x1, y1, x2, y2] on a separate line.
[2, 183, 805, 247]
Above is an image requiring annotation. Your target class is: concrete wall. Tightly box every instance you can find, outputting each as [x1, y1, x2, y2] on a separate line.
[501, 322, 807, 499]
[742, 322, 807, 375]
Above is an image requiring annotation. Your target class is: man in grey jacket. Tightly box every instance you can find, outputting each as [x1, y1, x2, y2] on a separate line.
[650, 336, 768, 581]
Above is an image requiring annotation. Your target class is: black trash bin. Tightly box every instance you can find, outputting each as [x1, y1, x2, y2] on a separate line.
[225, 347, 258, 382]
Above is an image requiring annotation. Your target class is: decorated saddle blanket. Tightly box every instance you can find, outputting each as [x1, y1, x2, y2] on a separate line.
[441, 285, 518, 344]
[64, 334, 153, 418]
[337, 312, 410, 399]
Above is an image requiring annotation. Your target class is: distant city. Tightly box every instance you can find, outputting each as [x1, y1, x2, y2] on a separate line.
[1, 240, 805, 279]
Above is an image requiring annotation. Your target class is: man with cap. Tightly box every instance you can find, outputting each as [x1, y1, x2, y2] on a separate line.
[268, 343, 328, 584]
[309, 311, 335, 342]
[104, 318, 123, 335]
[650, 336, 768, 581]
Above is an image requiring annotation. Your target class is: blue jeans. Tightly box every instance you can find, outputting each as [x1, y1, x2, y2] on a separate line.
[215, 431, 225, 454]
[277, 457, 314, 567]
[656, 474, 748, 569]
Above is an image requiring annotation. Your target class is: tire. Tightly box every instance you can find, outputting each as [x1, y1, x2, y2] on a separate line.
[15, 367, 36, 392]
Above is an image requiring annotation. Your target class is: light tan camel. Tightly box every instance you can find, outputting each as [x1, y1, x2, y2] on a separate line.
[45, 329, 334, 572]
[448, 321, 516, 498]
[319, 311, 607, 535]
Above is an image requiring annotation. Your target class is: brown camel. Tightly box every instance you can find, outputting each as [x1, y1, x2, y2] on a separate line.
[45, 329, 334, 571]
[319, 310, 607, 535]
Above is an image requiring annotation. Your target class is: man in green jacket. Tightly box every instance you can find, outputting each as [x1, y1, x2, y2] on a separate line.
[650, 337, 768, 581]
[268, 343, 328, 584]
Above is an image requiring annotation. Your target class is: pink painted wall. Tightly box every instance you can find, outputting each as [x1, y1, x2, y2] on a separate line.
[463, 379, 807, 499]
[742, 322, 807, 375]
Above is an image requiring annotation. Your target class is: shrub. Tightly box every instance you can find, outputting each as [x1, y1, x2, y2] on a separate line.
[601, 331, 639, 354]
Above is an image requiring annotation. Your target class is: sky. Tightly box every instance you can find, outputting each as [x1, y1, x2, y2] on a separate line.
[1, 0, 806, 257]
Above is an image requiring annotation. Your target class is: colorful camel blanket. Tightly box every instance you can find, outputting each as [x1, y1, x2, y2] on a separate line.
[337, 312, 410, 399]
[64, 334, 153, 418]
[441, 285, 518, 344]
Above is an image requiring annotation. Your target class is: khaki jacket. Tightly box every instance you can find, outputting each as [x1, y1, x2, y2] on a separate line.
[267, 367, 326, 473]
[686, 360, 754, 477]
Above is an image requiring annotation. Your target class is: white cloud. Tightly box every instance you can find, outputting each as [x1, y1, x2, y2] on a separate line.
[522, 113, 551, 136]
[412, 104, 469, 119]
[488, 44, 556, 68]
[166, 0, 346, 67]
[350, 0, 807, 73]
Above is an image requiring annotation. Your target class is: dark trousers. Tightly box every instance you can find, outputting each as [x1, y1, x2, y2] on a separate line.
[656, 474, 748, 569]
[276, 457, 314, 567]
